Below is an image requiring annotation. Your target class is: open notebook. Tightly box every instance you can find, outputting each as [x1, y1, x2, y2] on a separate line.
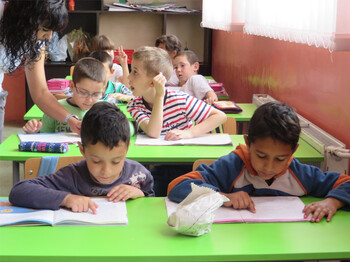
[18, 132, 81, 144]
[135, 134, 233, 146]
[165, 196, 311, 223]
[0, 198, 128, 226]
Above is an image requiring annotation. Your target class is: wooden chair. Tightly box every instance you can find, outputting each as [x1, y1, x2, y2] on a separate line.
[24, 156, 84, 179]
[222, 116, 236, 135]
[192, 159, 216, 171]
[213, 116, 237, 135]
[70, 65, 75, 76]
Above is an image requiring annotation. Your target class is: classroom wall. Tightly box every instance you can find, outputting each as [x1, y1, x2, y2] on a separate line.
[3, 69, 26, 121]
[212, 30, 350, 152]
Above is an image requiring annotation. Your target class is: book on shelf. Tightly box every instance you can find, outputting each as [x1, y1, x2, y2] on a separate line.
[0, 198, 128, 226]
[165, 196, 311, 223]
[135, 133, 233, 146]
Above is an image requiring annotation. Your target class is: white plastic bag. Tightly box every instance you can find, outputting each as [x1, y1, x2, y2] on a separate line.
[46, 32, 67, 62]
[167, 183, 228, 236]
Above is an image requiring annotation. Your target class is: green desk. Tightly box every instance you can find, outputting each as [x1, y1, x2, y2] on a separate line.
[228, 103, 257, 134]
[24, 104, 133, 121]
[0, 197, 349, 261]
[0, 134, 324, 185]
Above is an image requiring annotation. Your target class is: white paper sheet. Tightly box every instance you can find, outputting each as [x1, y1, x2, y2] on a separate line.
[18, 132, 81, 144]
[135, 134, 233, 146]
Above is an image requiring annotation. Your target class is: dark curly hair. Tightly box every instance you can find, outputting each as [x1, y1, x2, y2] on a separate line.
[155, 34, 182, 54]
[247, 101, 301, 150]
[0, 0, 68, 72]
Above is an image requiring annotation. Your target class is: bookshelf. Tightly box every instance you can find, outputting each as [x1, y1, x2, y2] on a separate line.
[27, 0, 211, 109]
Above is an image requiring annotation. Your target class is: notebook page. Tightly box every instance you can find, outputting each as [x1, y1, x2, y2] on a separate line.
[135, 134, 233, 146]
[165, 196, 310, 223]
[18, 132, 81, 144]
[53, 198, 128, 226]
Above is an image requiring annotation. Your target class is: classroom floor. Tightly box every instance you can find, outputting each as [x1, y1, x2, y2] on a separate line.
[0, 121, 25, 197]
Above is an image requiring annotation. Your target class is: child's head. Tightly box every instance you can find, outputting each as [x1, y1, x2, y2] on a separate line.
[80, 102, 130, 184]
[155, 34, 182, 60]
[173, 50, 199, 84]
[91, 35, 115, 60]
[245, 101, 301, 180]
[70, 57, 106, 111]
[89, 51, 114, 82]
[129, 46, 172, 96]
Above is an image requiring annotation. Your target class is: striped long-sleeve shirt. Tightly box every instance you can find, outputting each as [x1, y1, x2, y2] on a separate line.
[127, 90, 212, 134]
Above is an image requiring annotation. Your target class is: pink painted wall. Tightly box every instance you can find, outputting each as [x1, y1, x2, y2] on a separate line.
[3, 69, 26, 121]
[212, 30, 350, 150]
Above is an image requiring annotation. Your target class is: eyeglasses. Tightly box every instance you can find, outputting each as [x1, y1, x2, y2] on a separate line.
[74, 86, 103, 100]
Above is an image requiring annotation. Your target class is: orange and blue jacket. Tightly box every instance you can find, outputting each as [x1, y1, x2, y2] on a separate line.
[167, 144, 350, 211]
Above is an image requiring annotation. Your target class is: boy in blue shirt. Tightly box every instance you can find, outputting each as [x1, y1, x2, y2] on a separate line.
[10, 102, 154, 213]
[168, 101, 350, 223]
[22, 57, 106, 133]
[89, 51, 134, 104]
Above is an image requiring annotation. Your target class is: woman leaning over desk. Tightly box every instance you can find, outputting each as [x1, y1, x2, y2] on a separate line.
[0, 0, 81, 142]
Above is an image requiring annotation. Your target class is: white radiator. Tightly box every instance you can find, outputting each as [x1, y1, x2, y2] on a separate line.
[252, 94, 350, 174]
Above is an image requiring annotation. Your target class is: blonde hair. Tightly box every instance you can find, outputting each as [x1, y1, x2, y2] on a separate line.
[132, 46, 173, 81]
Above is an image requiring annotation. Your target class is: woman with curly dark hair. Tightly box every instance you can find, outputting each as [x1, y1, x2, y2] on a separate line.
[0, 0, 81, 142]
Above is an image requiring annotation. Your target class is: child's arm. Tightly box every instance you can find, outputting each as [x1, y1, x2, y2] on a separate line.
[61, 194, 98, 214]
[303, 197, 345, 223]
[118, 45, 130, 87]
[165, 106, 226, 140]
[139, 73, 167, 138]
[22, 119, 42, 134]
[108, 93, 134, 102]
[107, 184, 145, 202]
[204, 90, 218, 105]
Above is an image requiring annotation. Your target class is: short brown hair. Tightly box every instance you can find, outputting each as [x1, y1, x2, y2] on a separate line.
[132, 46, 173, 80]
[175, 50, 199, 65]
[72, 57, 106, 85]
[91, 35, 115, 51]
[155, 34, 182, 54]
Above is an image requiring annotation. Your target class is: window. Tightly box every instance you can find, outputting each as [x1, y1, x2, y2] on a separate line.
[201, 0, 350, 51]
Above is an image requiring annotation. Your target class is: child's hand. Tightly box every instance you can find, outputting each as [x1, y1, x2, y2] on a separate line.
[204, 91, 218, 105]
[221, 191, 256, 213]
[164, 129, 193, 140]
[118, 45, 127, 66]
[152, 72, 166, 97]
[61, 194, 98, 214]
[107, 184, 145, 202]
[303, 197, 344, 222]
[22, 119, 42, 134]
[108, 93, 133, 102]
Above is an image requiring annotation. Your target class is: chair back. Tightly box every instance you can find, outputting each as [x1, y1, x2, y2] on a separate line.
[222, 116, 236, 135]
[192, 159, 216, 171]
[24, 156, 84, 179]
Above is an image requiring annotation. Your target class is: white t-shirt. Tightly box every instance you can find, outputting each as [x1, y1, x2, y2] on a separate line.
[110, 63, 123, 82]
[165, 69, 179, 87]
[179, 74, 213, 100]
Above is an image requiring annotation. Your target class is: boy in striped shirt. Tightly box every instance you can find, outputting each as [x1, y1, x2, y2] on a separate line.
[127, 46, 226, 196]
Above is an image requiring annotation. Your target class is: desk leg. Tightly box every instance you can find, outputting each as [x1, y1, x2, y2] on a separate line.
[12, 161, 20, 185]
[237, 123, 244, 134]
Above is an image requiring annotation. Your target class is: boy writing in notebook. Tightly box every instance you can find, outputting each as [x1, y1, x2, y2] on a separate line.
[126, 46, 226, 196]
[174, 50, 218, 105]
[22, 57, 106, 134]
[168, 101, 350, 222]
[10, 102, 154, 213]
[89, 51, 134, 103]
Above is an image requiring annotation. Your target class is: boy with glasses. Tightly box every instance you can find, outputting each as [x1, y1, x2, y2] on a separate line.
[23, 57, 106, 133]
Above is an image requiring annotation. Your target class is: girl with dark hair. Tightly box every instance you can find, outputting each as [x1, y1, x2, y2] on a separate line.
[0, 0, 81, 142]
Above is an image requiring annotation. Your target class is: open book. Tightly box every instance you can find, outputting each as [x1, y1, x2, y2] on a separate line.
[165, 196, 311, 223]
[135, 134, 233, 146]
[18, 132, 81, 144]
[0, 198, 128, 226]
